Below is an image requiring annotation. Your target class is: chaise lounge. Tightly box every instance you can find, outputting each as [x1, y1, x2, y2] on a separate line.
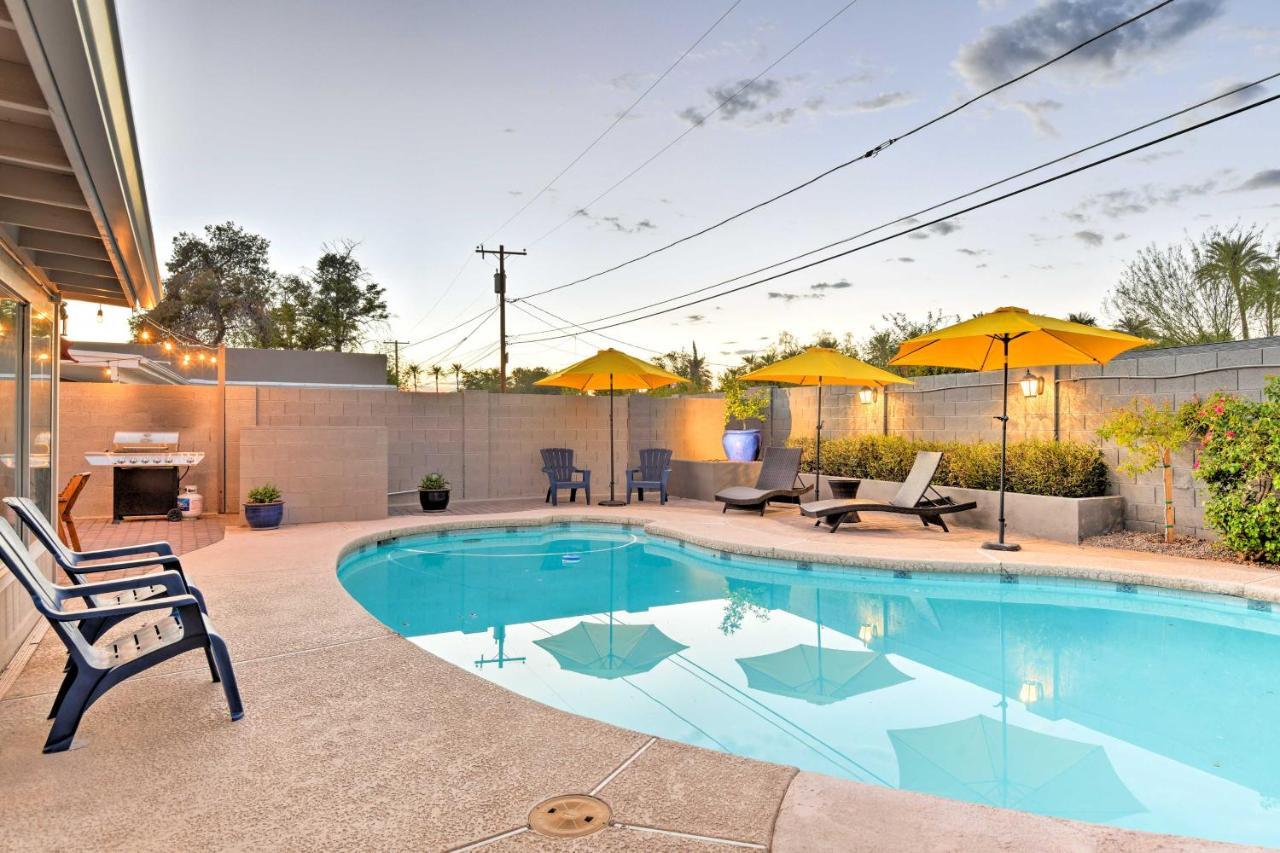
[715, 446, 813, 515]
[800, 450, 976, 533]
[0, 518, 242, 753]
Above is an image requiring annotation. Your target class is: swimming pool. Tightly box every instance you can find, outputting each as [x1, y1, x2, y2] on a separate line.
[338, 523, 1280, 846]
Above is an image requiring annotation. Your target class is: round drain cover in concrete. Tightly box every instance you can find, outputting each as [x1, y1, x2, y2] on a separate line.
[528, 794, 611, 839]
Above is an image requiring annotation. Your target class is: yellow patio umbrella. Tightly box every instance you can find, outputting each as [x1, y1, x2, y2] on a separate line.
[741, 348, 913, 500]
[890, 307, 1150, 551]
[536, 349, 684, 506]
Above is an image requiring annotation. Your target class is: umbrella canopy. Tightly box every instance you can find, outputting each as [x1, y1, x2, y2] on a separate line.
[737, 644, 912, 705]
[888, 715, 1144, 823]
[889, 307, 1150, 371]
[535, 348, 685, 392]
[534, 621, 688, 679]
[740, 347, 914, 387]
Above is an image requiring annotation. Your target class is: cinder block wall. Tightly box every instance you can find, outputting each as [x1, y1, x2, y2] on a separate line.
[239, 426, 387, 524]
[628, 396, 726, 462]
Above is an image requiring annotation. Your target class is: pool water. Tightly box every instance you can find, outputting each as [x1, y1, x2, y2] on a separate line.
[338, 524, 1280, 846]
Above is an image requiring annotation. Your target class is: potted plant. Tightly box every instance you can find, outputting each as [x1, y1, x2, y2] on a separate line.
[418, 472, 451, 512]
[244, 483, 284, 529]
[721, 377, 770, 461]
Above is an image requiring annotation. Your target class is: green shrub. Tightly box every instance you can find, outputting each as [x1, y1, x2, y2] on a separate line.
[247, 483, 282, 503]
[788, 435, 1108, 498]
[722, 376, 769, 427]
[1185, 377, 1280, 563]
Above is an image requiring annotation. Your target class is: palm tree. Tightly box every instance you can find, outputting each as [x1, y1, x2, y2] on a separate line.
[403, 363, 423, 391]
[1113, 312, 1155, 340]
[1253, 258, 1280, 338]
[451, 362, 464, 392]
[1067, 312, 1097, 326]
[430, 364, 443, 393]
[1198, 228, 1271, 339]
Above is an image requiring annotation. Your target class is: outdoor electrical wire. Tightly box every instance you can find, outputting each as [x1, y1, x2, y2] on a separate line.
[510, 72, 1280, 339]
[526, 0, 866, 248]
[415, 306, 499, 365]
[405, 306, 497, 350]
[512, 90, 1280, 344]
[483, 0, 743, 243]
[512, 0, 1179, 303]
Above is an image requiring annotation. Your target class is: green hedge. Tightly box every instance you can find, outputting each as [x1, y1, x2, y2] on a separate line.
[788, 435, 1109, 499]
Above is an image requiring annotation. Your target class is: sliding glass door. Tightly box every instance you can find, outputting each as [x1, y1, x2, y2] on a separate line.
[0, 290, 19, 525]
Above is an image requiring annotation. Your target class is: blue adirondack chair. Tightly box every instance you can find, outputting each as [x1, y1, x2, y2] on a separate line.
[541, 448, 591, 506]
[0, 518, 242, 753]
[4, 497, 208, 644]
[626, 448, 673, 505]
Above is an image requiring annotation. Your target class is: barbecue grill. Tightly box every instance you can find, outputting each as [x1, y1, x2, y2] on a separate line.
[84, 432, 205, 522]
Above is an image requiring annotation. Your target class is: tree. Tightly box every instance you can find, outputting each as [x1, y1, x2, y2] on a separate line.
[430, 364, 443, 393]
[1108, 237, 1237, 346]
[133, 222, 277, 346]
[1112, 311, 1155, 340]
[269, 274, 321, 349]
[1198, 227, 1271, 340]
[657, 341, 711, 393]
[1252, 245, 1280, 337]
[402, 363, 423, 391]
[302, 241, 389, 351]
[862, 311, 962, 376]
[1098, 402, 1195, 544]
[1067, 312, 1097, 326]
[461, 366, 562, 393]
[450, 362, 464, 392]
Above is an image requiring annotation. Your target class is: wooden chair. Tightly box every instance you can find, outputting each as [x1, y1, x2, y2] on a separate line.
[57, 472, 90, 551]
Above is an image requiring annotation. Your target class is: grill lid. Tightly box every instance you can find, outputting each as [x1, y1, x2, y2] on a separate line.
[111, 431, 179, 453]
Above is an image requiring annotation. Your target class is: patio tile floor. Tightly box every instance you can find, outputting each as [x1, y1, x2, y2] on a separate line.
[0, 498, 1268, 851]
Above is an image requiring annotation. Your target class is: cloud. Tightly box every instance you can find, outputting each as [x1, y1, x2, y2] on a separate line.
[577, 212, 659, 234]
[1073, 230, 1105, 247]
[1014, 99, 1063, 136]
[1135, 150, 1180, 164]
[681, 78, 783, 125]
[1212, 79, 1270, 109]
[686, 314, 706, 323]
[1231, 169, 1280, 192]
[502, 127, 516, 134]
[850, 90, 915, 112]
[835, 69, 877, 86]
[507, 190, 523, 196]
[954, 0, 1224, 91]
[957, 248, 987, 256]
[811, 279, 853, 291]
[908, 221, 963, 240]
[767, 291, 825, 302]
[1114, 232, 1129, 241]
[886, 257, 916, 263]
[1068, 179, 1218, 219]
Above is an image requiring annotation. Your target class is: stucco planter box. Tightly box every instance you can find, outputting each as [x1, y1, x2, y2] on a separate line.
[798, 474, 1124, 544]
[668, 459, 762, 502]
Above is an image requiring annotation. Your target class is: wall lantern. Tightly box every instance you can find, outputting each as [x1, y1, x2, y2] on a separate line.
[857, 386, 878, 405]
[1018, 679, 1043, 704]
[1018, 370, 1045, 398]
[858, 624, 876, 645]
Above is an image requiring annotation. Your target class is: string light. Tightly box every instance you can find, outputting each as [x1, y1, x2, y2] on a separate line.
[162, 340, 174, 352]
[139, 328, 151, 342]
[96, 305, 104, 324]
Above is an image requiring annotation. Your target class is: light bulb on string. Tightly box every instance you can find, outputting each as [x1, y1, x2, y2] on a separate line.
[96, 305, 104, 324]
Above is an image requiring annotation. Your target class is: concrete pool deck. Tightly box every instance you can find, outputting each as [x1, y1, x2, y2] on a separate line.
[0, 498, 1273, 851]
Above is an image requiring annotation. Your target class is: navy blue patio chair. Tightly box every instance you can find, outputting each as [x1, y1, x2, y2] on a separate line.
[0, 517, 242, 753]
[541, 448, 591, 506]
[626, 448, 673, 505]
[5, 496, 208, 644]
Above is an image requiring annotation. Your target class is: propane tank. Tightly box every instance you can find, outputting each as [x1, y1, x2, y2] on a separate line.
[178, 485, 203, 519]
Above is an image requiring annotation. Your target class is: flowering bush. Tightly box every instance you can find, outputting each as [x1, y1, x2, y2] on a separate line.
[788, 435, 1108, 498]
[1185, 377, 1280, 562]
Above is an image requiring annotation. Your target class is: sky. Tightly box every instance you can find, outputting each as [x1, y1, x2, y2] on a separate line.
[69, 0, 1280, 374]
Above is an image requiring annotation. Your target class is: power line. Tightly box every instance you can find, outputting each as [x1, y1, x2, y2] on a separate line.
[510, 71, 1280, 337]
[483, 0, 743, 243]
[513, 299, 664, 354]
[404, 306, 496, 350]
[512, 0, 1179, 303]
[416, 307, 498, 365]
[526, 0, 866, 248]
[513, 90, 1280, 343]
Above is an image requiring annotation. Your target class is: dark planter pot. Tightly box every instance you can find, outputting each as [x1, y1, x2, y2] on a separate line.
[722, 429, 762, 462]
[419, 489, 451, 512]
[244, 501, 284, 530]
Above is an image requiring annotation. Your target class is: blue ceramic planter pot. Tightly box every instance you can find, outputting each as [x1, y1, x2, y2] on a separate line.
[722, 429, 762, 462]
[244, 501, 284, 530]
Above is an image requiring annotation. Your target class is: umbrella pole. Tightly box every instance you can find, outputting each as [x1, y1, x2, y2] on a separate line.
[600, 373, 626, 506]
[983, 338, 1020, 552]
[815, 379, 822, 501]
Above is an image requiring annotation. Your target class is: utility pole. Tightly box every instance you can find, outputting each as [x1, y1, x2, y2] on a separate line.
[476, 244, 526, 392]
[382, 339, 409, 385]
